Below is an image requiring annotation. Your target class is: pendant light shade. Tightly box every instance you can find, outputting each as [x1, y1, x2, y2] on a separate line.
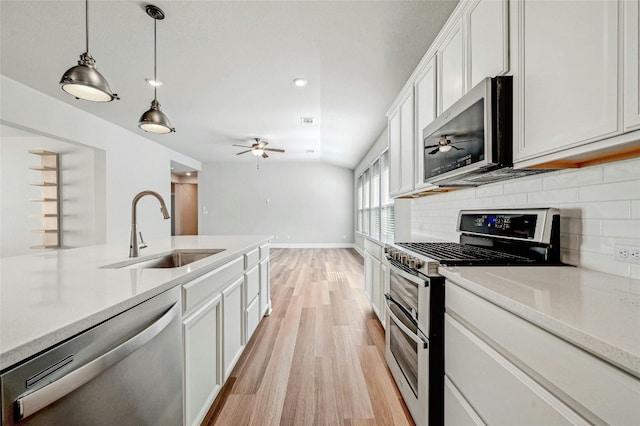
[139, 99, 175, 133]
[59, 0, 118, 102]
[138, 4, 175, 134]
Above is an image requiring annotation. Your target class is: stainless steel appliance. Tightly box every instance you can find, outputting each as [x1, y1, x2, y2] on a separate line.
[422, 76, 549, 187]
[384, 254, 444, 426]
[1, 286, 183, 425]
[384, 208, 563, 425]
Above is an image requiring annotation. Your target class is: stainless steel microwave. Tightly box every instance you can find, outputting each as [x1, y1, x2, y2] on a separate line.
[422, 76, 542, 186]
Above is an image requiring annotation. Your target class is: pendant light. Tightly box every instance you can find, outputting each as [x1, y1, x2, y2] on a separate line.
[138, 4, 175, 134]
[59, 0, 119, 102]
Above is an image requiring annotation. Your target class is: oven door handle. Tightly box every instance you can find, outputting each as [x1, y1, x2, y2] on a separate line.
[385, 295, 428, 349]
[387, 258, 429, 287]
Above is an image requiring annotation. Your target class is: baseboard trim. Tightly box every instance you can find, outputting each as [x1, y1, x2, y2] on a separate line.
[353, 246, 364, 257]
[270, 243, 357, 249]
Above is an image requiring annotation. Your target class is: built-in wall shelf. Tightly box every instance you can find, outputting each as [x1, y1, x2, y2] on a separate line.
[29, 150, 60, 249]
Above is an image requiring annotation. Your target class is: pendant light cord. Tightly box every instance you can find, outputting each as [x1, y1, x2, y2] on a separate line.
[85, 0, 89, 53]
[154, 16, 157, 101]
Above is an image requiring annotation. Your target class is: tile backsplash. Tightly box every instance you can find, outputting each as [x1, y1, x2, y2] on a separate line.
[411, 157, 640, 279]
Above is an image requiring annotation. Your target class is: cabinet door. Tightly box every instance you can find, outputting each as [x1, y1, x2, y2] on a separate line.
[222, 276, 244, 381]
[388, 110, 401, 196]
[467, 0, 509, 88]
[183, 295, 222, 426]
[245, 265, 259, 308]
[439, 21, 465, 113]
[399, 91, 415, 195]
[414, 55, 438, 191]
[444, 376, 485, 426]
[245, 296, 261, 342]
[370, 255, 382, 322]
[625, 0, 640, 131]
[259, 257, 271, 316]
[364, 252, 373, 302]
[517, 0, 619, 160]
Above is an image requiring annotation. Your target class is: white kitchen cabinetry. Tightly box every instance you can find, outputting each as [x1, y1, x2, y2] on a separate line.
[244, 248, 261, 343]
[183, 294, 222, 426]
[625, 0, 640, 132]
[513, 0, 621, 164]
[438, 21, 465, 114]
[259, 243, 271, 316]
[445, 280, 640, 425]
[389, 90, 416, 197]
[414, 55, 438, 191]
[466, 0, 509, 89]
[364, 239, 386, 325]
[222, 276, 244, 381]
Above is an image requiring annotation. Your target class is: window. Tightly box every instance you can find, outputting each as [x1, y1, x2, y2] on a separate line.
[356, 149, 394, 243]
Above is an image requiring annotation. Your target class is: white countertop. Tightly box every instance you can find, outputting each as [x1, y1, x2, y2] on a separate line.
[0, 235, 270, 371]
[439, 265, 640, 378]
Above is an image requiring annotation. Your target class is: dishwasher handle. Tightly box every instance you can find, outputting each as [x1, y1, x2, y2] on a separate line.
[15, 300, 179, 421]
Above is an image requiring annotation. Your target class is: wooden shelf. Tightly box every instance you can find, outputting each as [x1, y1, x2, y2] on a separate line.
[29, 150, 60, 249]
[30, 182, 57, 187]
[28, 150, 57, 156]
[29, 166, 57, 171]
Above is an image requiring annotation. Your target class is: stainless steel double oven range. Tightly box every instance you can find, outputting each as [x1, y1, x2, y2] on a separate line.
[384, 208, 562, 426]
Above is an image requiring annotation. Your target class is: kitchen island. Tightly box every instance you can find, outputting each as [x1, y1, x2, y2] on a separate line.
[0, 235, 270, 371]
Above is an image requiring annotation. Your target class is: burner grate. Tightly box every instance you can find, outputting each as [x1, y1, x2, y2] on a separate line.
[396, 242, 537, 265]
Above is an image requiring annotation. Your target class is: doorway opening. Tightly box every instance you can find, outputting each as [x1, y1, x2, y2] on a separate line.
[171, 162, 198, 236]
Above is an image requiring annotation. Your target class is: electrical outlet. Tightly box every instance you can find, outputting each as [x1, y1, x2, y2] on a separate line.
[614, 243, 640, 263]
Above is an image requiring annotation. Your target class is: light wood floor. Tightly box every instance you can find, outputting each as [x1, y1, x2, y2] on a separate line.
[203, 248, 414, 426]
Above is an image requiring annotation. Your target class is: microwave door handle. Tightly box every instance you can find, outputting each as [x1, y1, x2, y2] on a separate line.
[387, 260, 428, 287]
[15, 301, 179, 421]
[385, 295, 428, 349]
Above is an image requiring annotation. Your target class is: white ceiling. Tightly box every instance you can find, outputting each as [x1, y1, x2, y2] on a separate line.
[1, 0, 458, 170]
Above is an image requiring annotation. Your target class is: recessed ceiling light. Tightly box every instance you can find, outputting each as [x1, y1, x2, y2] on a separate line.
[145, 78, 163, 87]
[293, 78, 307, 87]
[186, 172, 191, 176]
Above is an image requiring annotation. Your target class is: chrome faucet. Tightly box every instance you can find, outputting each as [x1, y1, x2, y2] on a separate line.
[129, 190, 171, 257]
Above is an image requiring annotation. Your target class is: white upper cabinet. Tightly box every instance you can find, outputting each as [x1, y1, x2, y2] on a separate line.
[414, 55, 438, 191]
[514, 0, 620, 162]
[399, 91, 415, 195]
[625, 0, 640, 132]
[467, 0, 509, 88]
[438, 21, 465, 114]
[388, 109, 401, 196]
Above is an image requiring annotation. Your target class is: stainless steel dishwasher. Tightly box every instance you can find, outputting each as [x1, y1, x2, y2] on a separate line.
[1, 285, 182, 425]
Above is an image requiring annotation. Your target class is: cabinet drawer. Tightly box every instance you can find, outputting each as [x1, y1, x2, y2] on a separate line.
[245, 265, 259, 306]
[259, 243, 269, 260]
[245, 248, 259, 269]
[445, 314, 585, 425]
[245, 296, 261, 343]
[446, 282, 640, 424]
[364, 239, 382, 261]
[182, 257, 244, 314]
[444, 375, 485, 426]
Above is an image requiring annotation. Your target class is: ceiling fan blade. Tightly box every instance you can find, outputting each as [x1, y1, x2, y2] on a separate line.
[236, 150, 252, 155]
[451, 145, 465, 151]
[264, 148, 285, 153]
[232, 144, 253, 148]
[428, 147, 440, 155]
[450, 139, 475, 144]
[262, 152, 269, 158]
[425, 144, 440, 149]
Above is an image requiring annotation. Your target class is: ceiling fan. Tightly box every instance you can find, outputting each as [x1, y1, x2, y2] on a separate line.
[425, 135, 476, 155]
[233, 138, 285, 158]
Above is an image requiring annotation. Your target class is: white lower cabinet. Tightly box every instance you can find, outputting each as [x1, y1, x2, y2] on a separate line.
[444, 376, 485, 426]
[244, 265, 260, 343]
[183, 295, 222, 426]
[363, 239, 386, 325]
[259, 257, 271, 316]
[222, 276, 244, 381]
[445, 280, 640, 425]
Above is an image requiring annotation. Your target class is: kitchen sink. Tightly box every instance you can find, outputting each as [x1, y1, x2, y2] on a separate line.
[103, 249, 225, 269]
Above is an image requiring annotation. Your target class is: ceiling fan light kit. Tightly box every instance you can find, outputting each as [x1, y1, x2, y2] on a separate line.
[233, 138, 285, 164]
[59, 0, 119, 102]
[138, 4, 175, 134]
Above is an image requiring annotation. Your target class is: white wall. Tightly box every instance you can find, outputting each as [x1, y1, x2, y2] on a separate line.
[199, 161, 353, 246]
[411, 157, 640, 278]
[0, 130, 104, 256]
[0, 76, 201, 255]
